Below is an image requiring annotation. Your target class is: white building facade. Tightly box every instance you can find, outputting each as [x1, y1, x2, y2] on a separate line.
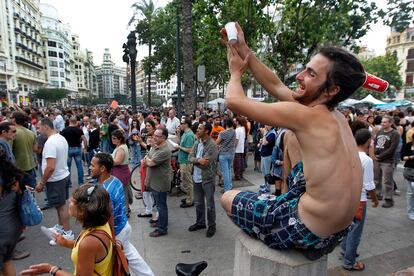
[0, 0, 47, 106]
[40, 3, 77, 98]
[96, 49, 127, 99]
[386, 27, 414, 97]
[136, 60, 156, 98]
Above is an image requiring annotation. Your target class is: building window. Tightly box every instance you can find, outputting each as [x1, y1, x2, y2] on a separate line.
[47, 41, 56, 47]
[407, 75, 413, 86]
[49, 60, 58, 67]
[407, 61, 414, 72]
[50, 70, 59, 77]
[60, 72, 64, 77]
[48, 51, 57, 57]
[58, 53, 63, 58]
[408, 49, 414, 59]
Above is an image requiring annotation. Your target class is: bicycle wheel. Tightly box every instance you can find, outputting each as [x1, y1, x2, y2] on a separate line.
[130, 164, 141, 191]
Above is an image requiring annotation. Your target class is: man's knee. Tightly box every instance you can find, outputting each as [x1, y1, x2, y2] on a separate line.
[221, 190, 241, 215]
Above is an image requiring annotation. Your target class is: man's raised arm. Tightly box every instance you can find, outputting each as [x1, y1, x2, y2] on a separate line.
[221, 23, 295, 102]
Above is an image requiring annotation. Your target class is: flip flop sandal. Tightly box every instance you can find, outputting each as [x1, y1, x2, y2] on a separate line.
[343, 261, 365, 271]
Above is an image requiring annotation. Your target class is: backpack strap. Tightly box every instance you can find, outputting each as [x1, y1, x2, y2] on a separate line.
[91, 230, 130, 275]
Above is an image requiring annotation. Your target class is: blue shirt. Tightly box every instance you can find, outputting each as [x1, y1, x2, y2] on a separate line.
[0, 139, 15, 163]
[102, 176, 127, 236]
[192, 141, 204, 183]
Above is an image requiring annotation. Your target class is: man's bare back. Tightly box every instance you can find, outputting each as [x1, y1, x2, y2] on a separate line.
[296, 107, 362, 237]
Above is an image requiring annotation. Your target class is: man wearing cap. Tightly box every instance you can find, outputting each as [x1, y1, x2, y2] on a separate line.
[175, 118, 196, 208]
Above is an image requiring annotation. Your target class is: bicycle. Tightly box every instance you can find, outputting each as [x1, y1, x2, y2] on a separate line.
[175, 261, 207, 276]
[130, 163, 141, 192]
[130, 154, 185, 194]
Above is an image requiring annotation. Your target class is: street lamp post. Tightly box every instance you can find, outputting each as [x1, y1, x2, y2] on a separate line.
[123, 31, 138, 113]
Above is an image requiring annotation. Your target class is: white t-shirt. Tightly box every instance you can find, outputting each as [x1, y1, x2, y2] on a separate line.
[235, 126, 246, 153]
[405, 116, 414, 124]
[359, 151, 376, 202]
[166, 117, 180, 135]
[53, 115, 65, 132]
[140, 121, 146, 133]
[42, 133, 70, 182]
[82, 125, 90, 143]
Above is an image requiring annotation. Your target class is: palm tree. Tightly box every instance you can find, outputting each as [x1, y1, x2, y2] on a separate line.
[129, 0, 157, 107]
[182, 0, 195, 114]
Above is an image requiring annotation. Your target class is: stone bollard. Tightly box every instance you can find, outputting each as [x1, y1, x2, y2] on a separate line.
[233, 231, 327, 276]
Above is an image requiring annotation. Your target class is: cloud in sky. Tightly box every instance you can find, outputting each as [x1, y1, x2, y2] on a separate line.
[41, 0, 390, 67]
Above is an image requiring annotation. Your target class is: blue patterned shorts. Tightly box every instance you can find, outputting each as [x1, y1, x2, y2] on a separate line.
[231, 162, 349, 251]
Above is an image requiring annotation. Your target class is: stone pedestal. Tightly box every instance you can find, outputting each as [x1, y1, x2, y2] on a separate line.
[233, 231, 327, 276]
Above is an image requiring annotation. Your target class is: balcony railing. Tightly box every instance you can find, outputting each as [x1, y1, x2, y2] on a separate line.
[15, 56, 43, 70]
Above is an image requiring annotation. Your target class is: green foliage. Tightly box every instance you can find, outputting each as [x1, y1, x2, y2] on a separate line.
[353, 53, 403, 100]
[129, 0, 158, 44]
[33, 88, 69, 103]
[130, 0, 159, 106]
[139, 93, 164, 107]
[380, 0, 414, 33]
[131, 0, 386, 103]
[262, 0, 380, 82]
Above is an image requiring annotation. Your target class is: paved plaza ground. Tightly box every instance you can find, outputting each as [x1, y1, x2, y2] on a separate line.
[13, 159, 414, 276]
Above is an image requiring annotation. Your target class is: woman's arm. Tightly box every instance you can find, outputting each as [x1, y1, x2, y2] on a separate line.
[20, 263, 73, 276]
[113, 147, 126, 166]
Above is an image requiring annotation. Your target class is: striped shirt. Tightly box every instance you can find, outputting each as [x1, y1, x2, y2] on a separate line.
[102, 176, 127, 235]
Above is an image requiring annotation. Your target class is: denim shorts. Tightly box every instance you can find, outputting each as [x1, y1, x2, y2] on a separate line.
[231, 162, 348, 251]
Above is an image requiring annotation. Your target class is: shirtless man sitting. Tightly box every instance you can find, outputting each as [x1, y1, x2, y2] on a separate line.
[220, 24, 366, 259]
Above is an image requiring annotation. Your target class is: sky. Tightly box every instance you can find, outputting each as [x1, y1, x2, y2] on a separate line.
[41, 0, 389, 67]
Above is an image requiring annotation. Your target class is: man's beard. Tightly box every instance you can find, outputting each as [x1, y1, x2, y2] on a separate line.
[296, 84, 327, 106]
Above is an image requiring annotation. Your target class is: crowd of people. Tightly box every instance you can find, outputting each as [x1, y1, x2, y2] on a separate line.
[0, 97, 413, 274]
[0, 25, 413, 274]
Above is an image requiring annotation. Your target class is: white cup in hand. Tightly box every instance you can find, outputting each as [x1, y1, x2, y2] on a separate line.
[225, 22, 237, 44]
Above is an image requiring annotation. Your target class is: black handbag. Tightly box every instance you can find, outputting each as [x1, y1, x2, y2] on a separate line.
[403, 167, 414, 182]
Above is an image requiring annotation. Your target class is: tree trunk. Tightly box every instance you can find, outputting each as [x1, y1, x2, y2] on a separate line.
[182, 0, 195, 114]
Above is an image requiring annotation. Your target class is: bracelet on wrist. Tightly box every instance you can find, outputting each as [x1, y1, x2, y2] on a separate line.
[50, 266, 61, 275]
[49, 265, 57, 274]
